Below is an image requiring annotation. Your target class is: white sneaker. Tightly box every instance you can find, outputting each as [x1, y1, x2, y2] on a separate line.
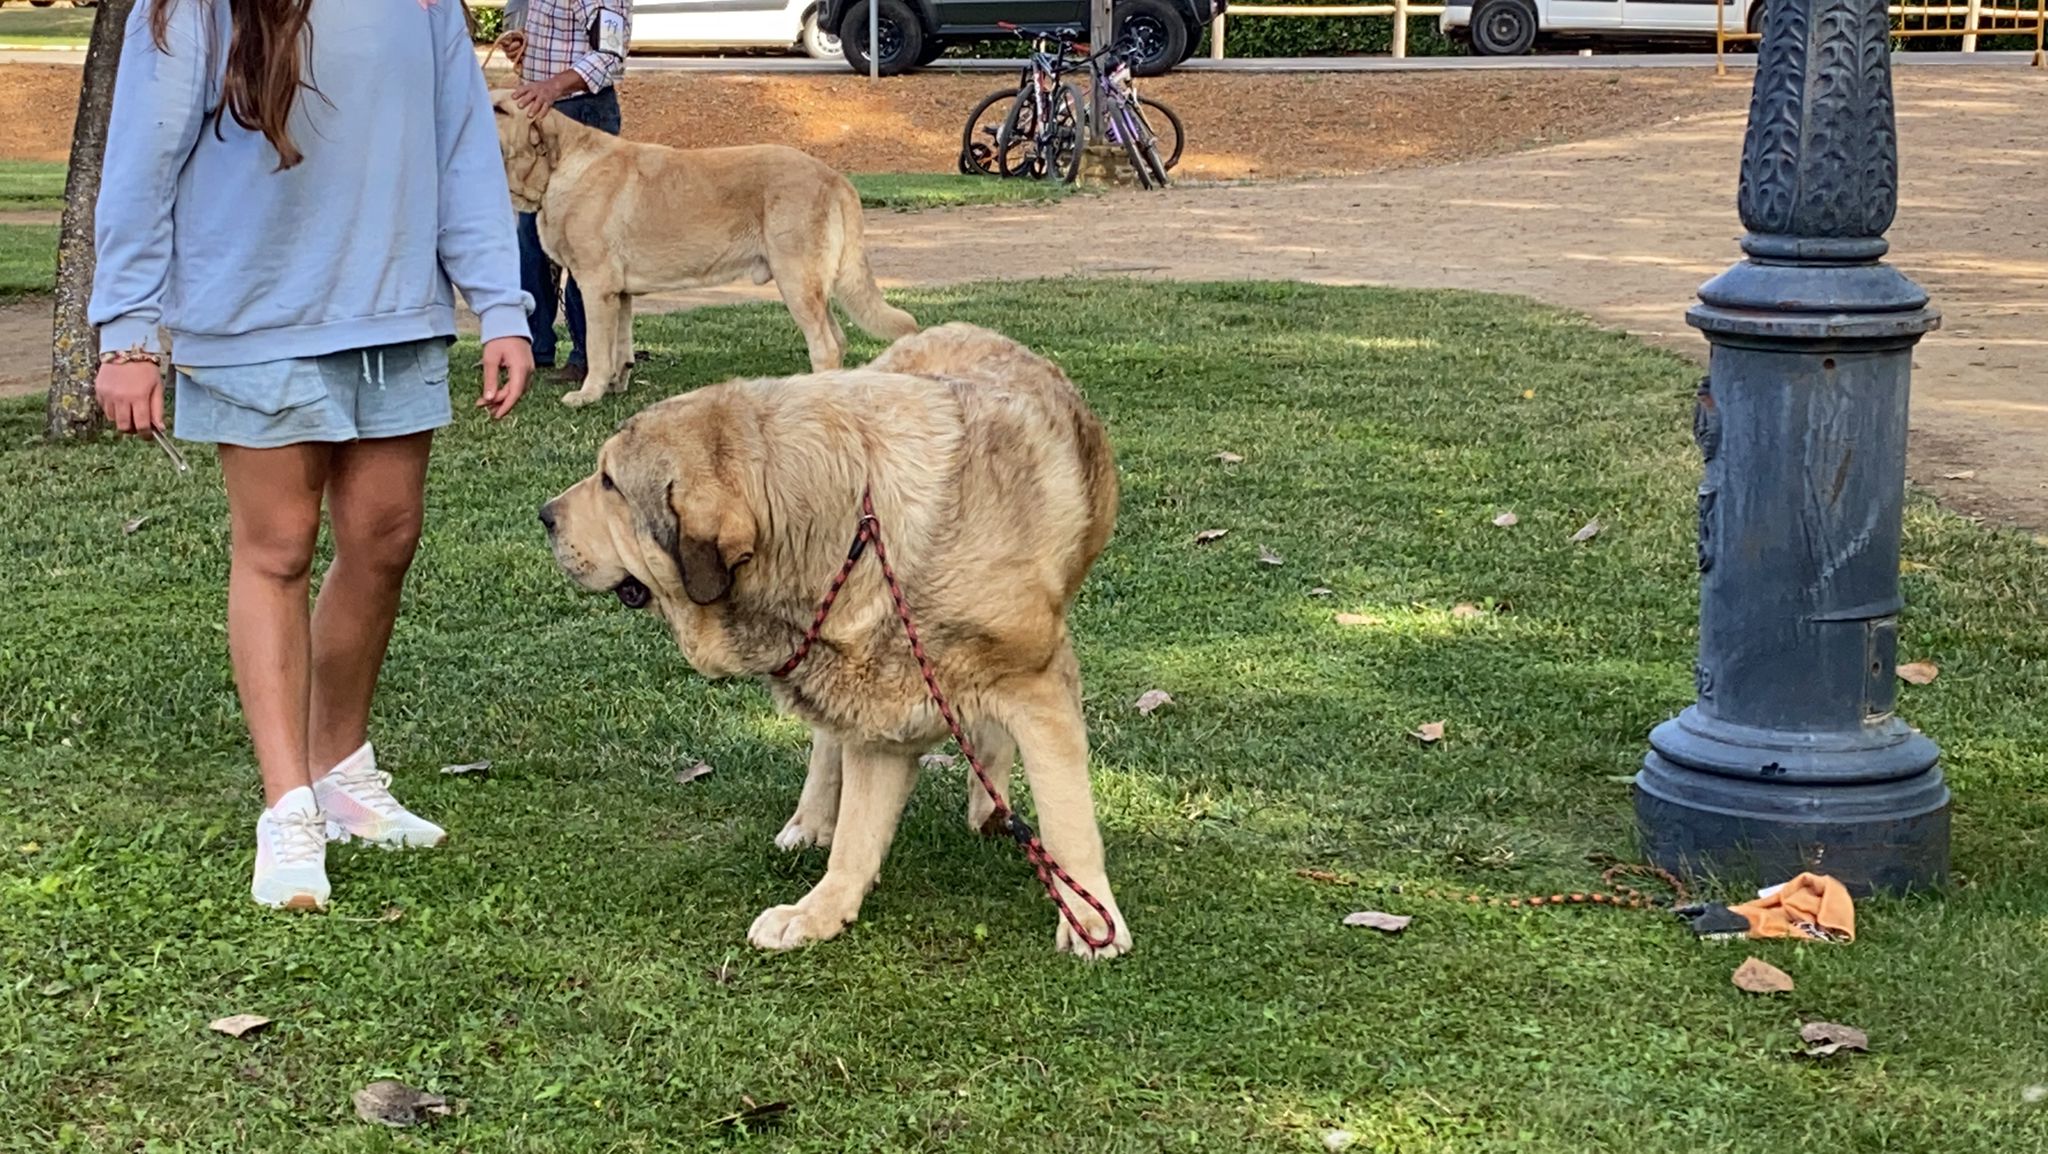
[253, 786, 330, 911]
[314, 743, 447, 849]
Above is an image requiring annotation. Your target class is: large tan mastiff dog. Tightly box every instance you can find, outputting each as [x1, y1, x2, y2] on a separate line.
[492, 93, 919, 407]
[538, 323, 1130, 959]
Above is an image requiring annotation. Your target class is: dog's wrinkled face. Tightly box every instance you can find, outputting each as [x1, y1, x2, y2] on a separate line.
[489, 91, 552, 213]
[539, 397, 759, 630]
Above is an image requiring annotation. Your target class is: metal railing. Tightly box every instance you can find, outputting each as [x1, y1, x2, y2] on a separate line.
[1717, 0, 2047, 73]
[1207, 0, 1448, 60]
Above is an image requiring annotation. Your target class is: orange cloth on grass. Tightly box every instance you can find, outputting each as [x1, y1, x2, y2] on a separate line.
[1728, 872, 1856, 942]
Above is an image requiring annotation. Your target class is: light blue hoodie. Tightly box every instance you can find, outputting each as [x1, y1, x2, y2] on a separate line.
[90, 0, 531, 366]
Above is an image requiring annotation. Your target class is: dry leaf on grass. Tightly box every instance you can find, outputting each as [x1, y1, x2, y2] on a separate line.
[1334, 612, 1381, 627]
[122, 516, 150, 536]
[1492, 512, 1519, 528]
[1342, 910, 1412, 933]
[706, 963, 739, 986]
[1134, 689, 1173, 716]
[1942, 469, 1977, 480]
[1308, 587, 1333, 598]
[1570, 518, 1604, 543]
[1258, 545, 1285, 567]
[675, 761, 715, 785]
[439, 759, 491, 778]
[708, 1097, 792, 1133]
[1214, 451, 1245, 464]
[1800, 1021, 1869, 1058]
[1194, 528, 1230, 545]
[1410, 721, 1446, 744]
[207, 1014, 273, 1039]
[1451, 603, 1485, 620]
[1323, 1131, 1360, 1152]
[1295, 868, 1354, 887]
[919, 752, 957, 770]
[1896, 662, 1939, 686]
[1521, 389, 1536, 400]
[1731, 957, 1794, 994]
[353, 1080, 452, 1128]
[2023, 1085, 2047, 1105]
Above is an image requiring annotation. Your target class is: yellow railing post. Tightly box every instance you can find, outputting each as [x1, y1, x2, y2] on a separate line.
[1210, 10, 1227, 58]
[1392, 0, 1409, 56]
[1962, 0, 1982, 49]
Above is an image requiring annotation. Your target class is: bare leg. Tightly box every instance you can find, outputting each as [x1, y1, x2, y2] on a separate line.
[1001, 654, 1130, 959]
[306, 432, 433, 778]
[749, 742, 919, 950]
[776, 729, 843, 850]
[964, 722, 1016, 838]
[218, 443, 333, 806]
[564, 290, 621, 408]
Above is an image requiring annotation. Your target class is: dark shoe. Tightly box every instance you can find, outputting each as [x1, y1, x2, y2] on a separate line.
[549, 363, 587, 386]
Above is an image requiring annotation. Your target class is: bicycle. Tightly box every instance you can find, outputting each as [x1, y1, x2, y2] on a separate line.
[960, 81, 1183, 178]
[955, 24, 1186, 187]
[1078, 36, 1174, 189]
[994, 23, 1088, 184]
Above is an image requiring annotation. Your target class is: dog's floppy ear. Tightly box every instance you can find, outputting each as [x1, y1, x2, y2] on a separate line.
[614, 443, 755, 606]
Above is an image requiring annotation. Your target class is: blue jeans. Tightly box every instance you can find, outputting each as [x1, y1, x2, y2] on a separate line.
[518, 88, 622, 368]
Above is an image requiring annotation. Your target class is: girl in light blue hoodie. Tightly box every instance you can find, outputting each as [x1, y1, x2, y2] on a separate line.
[90, 0, 535, 912]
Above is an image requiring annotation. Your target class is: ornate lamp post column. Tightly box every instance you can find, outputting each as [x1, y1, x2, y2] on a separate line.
[1634, 0, 1950, 894]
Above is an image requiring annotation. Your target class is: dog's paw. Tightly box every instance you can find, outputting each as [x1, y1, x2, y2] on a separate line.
[747, 902, 850, 951]
[773, 815, 833, 852]
[1055, 908, 1132, 962]
[560, 390, 601, 409]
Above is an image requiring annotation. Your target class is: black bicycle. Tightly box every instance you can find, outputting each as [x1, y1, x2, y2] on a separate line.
[956, 24, 1185, 187]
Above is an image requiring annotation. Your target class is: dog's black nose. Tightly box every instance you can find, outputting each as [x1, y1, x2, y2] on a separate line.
[538, 501, 557, 532]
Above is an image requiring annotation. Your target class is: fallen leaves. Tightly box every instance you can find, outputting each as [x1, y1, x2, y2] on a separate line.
[1194, 528, 1230, 545]
[675, 761, 715, 785]
[1323, 1130, 1360, 1152]
[207, 1014, 273, 1039]
[1731, 957, 1794, 994]
[1800, 1021, 1869, 1058]
[1308, 586, 1333, 598]
[1334, 612, 1381, 627]
[1295, 868, 1354, 887]
[1570, 518, 1604, 544]
[1896, 661, 1940, 686]
[121, 515, 150, 536]
[1342, 910, 1412, 933]
[1451, 602, 1485, 620]
[1410, 721, 1446, 745]
[353, 1080, 452, 1128]
[1213, 450, 1245, 465]
[1134, 689, 1173, 716]
[1257, 545, 1285, 567]
[1942, 469, 1976, 480]
[439, 759, 491, 779]
[1491, 511, 1518, 528]
[707, 1096, 791, 1133]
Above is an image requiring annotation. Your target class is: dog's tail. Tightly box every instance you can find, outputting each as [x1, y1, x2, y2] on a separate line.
[828, 179, 919, 342]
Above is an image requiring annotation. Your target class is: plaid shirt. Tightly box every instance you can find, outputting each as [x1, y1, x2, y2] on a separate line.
[511, 0, 630, 94]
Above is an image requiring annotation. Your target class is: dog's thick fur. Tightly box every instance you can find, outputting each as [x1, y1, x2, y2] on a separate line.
[540, 324, 1128, 958]
[491, 93, 918, 407]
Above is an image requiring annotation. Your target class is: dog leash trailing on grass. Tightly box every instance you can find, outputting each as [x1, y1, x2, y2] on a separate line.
[772, 487, 1122, 951]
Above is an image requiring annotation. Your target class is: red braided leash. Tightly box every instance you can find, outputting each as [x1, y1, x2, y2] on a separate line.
[771, 487, 1120, 950]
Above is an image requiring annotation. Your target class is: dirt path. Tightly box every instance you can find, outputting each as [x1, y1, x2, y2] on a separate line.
[645, 68, 2048, 528]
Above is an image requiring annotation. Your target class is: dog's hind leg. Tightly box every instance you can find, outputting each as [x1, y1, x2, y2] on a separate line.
[748, 742, 919, 951]
[964, 722, 1016, 838]
[776, 728, 842, 851]
[1000, 649, 1130, 960]
[613, 294, 635, 392]
[771, 264, 844, 373]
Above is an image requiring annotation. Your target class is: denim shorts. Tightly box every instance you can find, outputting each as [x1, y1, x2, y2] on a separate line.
[173, 339, 452, 449]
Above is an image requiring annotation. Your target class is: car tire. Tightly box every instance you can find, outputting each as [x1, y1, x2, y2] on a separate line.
[916, 37, 946, 65]
[1113, 0, 1189, 77]
[1468, 0, 1537, 55]
[840, 0, 924, 76]
[800, 7, 842, 59]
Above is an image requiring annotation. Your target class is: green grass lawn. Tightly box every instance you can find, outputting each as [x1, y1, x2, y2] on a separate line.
[4, 281, 2047, 1151]
[0, 220, 55, 297]
[0, 8, 91, 47]
[847, 172, 1072, 211]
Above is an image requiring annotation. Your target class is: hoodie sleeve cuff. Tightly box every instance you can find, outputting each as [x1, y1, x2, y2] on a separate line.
[98, 315, 162, 356]
[478, 300, 534, 346]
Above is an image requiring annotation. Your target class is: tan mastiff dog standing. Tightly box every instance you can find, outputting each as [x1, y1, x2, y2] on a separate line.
[538, 323, 1131, 959]
[492, 93, 919, 407]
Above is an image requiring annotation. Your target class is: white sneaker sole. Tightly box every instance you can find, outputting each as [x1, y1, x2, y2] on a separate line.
[253, 891, 327, 911]
[326, 821, 447, 850]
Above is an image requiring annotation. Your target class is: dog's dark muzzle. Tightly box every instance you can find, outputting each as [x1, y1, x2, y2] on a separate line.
[614, 577, 651, 609]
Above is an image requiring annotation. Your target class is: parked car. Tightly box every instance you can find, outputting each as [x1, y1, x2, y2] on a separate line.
[817, 0, 1223, 77]
[1439, 0, 1758, 55]
[632, 0, 842, 59]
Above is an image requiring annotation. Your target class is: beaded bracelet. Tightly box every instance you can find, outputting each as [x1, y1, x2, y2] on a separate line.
[99, 347, 162, 366]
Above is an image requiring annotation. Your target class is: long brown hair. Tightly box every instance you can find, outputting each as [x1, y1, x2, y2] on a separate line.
[150, 0, 317, 170]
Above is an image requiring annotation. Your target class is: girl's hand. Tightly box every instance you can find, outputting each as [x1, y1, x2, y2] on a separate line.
[95, 359, 164, 435]
[478, 336, 533, 420]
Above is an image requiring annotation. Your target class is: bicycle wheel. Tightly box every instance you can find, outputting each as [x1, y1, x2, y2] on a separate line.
[959, 88, 1016, 176]
[1136, 96, 1183, 171]
[997, 93, 1044, 180]
[1111, 103, 1163, 190]
[1043, 84, 1085, 185]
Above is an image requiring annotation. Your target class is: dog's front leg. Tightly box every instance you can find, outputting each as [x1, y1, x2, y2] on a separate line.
[775, 728, 842, 850]
[562, 290, 622, 408]
[749, 742, 919, 951]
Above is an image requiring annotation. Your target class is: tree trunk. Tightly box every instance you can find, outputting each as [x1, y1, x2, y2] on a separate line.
[46, 0, 136, 442]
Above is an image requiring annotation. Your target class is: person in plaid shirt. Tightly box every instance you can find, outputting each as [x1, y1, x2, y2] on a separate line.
[500, 0, 631, 380]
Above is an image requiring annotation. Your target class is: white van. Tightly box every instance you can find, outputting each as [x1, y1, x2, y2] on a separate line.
[630, 0, 842, 58]
[1438, 0, 1759, 55]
